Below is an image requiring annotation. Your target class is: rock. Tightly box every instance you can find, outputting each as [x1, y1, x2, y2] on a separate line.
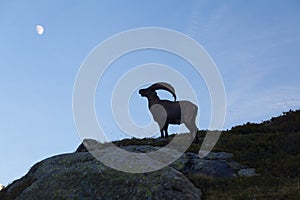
[75, 138, 106, 152]
[3, 151, 201, 200]
[121, 145, 160, 153]
[191, 159, 235, 177]
[227, 161, 247, 170]
[205, 152, 234, 160]
[2, 139, 259, 199]
[237, 168, 258, 177]
[172, 152, 235, 178]
[76, 140, 242, 178]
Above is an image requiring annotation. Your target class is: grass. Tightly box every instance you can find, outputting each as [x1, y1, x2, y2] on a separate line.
[194, 130, 300, 199]
[188, 175, 299, 200]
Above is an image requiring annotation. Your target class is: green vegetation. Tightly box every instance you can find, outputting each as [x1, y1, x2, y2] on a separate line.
[193, 109, 300, 199]
[188, 175, 299, 200]
[113, 109, 300, 199]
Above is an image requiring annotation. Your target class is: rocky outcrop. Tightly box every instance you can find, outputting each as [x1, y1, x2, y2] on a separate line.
[1, 139, 258, 200]
[2, 151, 201, 200]
[102, 141, 257, 178]
[77, 140, 257, 178]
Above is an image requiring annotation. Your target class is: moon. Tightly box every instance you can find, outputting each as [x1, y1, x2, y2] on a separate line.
[36, 25, 44, 35]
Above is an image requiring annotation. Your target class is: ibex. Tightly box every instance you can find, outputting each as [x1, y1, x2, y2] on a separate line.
[139, 82, 199, 142]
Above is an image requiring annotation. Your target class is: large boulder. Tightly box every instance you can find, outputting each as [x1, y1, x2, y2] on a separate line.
[1, 139, 259, 199]
[2, 151, 201, 200]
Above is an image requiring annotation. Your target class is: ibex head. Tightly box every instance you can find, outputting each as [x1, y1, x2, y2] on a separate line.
[139, 82, 177, 101]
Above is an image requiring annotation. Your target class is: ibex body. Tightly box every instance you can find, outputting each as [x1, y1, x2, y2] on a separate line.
[139, 82, 199, 142]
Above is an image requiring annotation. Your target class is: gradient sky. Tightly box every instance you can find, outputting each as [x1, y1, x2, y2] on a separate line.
[1, 0, 300, 186]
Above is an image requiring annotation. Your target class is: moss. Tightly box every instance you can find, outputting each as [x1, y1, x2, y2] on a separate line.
[137, 185, 153, 199]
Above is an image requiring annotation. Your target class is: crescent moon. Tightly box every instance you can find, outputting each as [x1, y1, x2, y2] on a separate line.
[36, 25, 44, 35]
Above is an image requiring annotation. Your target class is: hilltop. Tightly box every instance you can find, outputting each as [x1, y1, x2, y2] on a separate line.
[0, 109, 299, 199]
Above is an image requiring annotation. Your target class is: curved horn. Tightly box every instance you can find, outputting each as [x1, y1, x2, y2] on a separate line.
[147, 82, 177, 101]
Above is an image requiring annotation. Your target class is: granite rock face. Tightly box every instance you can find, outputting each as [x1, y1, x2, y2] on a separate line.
[1, 139, 258, 200]
[1, 150, 201, 200]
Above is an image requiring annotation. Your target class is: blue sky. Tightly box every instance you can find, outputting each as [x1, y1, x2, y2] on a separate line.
[1, 0, 300, 186]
